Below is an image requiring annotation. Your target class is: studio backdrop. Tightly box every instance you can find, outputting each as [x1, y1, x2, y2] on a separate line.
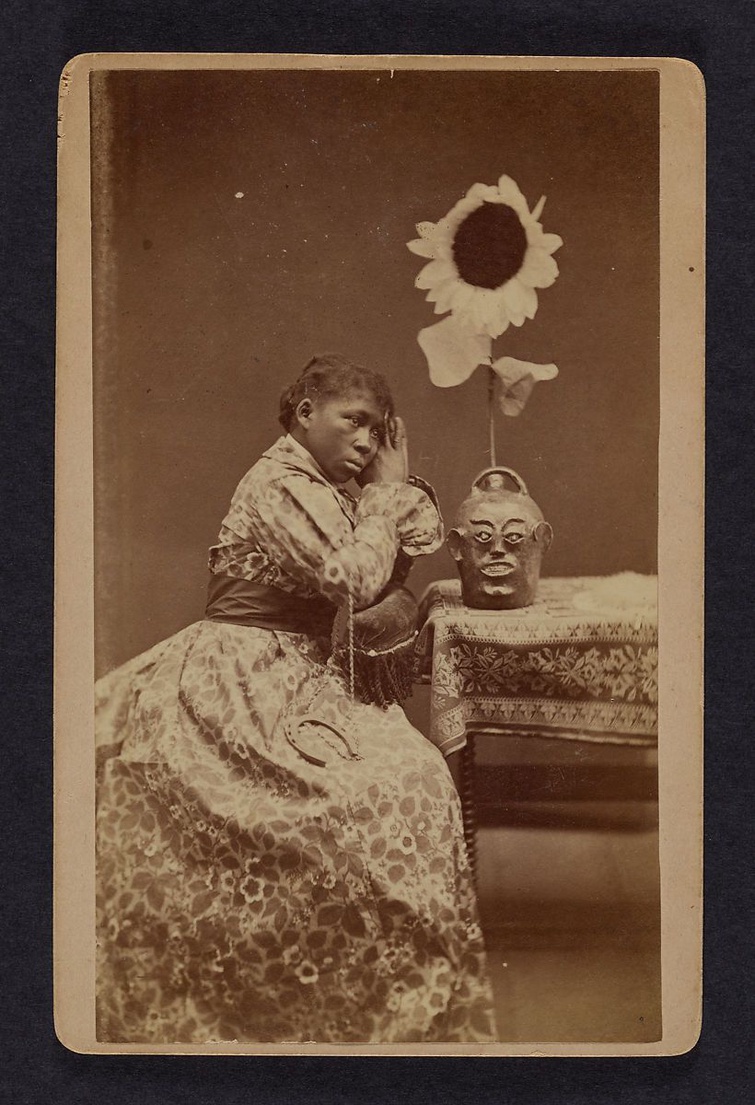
[91, 66, 659, 679]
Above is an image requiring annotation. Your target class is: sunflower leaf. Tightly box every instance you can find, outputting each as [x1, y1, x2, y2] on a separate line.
[491, 357, 558, 416]
[418, 317, 492, 388]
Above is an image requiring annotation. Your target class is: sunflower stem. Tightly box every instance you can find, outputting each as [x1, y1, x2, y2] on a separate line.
[488, 366, 497, 467]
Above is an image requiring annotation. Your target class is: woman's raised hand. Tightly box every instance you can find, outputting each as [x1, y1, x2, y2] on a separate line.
[357, 415, 409, 486]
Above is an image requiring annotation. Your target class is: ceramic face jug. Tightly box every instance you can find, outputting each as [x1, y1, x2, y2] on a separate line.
[447, 467, 553, 609]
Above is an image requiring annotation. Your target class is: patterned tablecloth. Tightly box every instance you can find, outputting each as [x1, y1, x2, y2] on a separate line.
[415, 575, 658, 757]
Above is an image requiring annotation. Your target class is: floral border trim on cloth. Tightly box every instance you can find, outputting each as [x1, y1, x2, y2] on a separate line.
[416, 576, 658, 755]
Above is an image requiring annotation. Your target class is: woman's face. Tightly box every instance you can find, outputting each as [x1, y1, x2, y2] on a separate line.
[296, 389, 385, 484]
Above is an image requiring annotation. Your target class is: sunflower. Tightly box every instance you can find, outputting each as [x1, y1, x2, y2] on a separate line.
[407, 175, 562, 339]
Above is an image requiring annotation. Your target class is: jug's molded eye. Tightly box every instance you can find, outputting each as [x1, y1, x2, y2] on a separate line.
[502, 522, 528, 544]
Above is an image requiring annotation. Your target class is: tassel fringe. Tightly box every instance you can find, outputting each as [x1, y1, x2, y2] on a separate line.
[332, 639, 417, 709]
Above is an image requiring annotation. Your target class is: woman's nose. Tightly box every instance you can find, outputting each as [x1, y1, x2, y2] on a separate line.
[354, 430, 373, 454]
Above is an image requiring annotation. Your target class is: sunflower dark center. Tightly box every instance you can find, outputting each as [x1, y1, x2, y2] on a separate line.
[451, 202, 528, 289]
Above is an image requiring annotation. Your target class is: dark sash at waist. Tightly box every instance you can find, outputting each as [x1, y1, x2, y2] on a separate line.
[205, 574, 337, 636]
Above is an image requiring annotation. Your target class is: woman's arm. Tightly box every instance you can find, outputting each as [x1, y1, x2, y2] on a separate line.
[248, 474, 402, 608]
[227, 419, 443, 609]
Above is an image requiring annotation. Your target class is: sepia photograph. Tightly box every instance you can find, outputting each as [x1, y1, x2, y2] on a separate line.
[54, 54, 704, 1055]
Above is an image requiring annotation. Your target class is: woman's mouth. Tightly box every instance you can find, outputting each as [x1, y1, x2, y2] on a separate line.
[343, 459, 364, 474]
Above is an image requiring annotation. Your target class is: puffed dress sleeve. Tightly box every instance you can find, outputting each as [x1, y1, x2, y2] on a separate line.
[248, 473, 443, 609]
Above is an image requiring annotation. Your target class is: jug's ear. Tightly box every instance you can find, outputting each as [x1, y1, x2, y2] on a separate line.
[446, 529, 464, 562]
[534, 521, 554, 553]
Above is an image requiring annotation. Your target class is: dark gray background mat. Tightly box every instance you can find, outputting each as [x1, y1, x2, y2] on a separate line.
[1, 0, 752, 1101]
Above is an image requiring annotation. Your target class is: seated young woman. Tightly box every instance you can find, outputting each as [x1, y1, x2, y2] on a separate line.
[95, 353, 495, 1044]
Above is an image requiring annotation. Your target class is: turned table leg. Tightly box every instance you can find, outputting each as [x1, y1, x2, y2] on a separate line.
[459, 733, 478, 884]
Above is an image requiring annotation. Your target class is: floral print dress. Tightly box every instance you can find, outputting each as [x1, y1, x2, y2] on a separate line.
[95, 436, 495, 1044]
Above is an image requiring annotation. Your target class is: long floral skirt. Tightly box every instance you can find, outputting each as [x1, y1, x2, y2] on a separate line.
[95, 620, 496, 1044]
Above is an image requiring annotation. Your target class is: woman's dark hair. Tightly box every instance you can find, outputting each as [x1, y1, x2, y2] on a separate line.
[278, 353, 395, 432]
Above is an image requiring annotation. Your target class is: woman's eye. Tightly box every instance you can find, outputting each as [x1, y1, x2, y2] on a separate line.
[505, 530, 526, 544]
[475, 531, 492, 543]
[370, 427, 381, 440]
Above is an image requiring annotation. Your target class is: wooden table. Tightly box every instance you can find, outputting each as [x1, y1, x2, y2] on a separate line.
[415, 575, 658, 877]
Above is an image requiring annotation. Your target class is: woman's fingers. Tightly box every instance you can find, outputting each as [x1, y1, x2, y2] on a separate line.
[392, 415, 407, 448]
[361, 414, 408, 484]
[391, 416, 409, 481]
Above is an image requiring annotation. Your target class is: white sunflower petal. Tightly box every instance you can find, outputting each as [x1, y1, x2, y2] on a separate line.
[433, 241, 455, 264]
[425, 276, 454, 304]
[500, 297, 526, 329]
[449, 306, 474, 332]
[469, 289, 497, 335]
[415, 259, 456, 290]
[501, 278, 527, 315]
[432, 279, 461, 314]
[531, 195, 546, 220]
[486, 296, 510, 333]
[432, 290, 465, 315]
[450, 300, 482, 334]
[444, 202, 479, 233]
[524, 225, 562, 255]
[485, 308, 510, 340]
[433, 216, 457, 243]
[540, 232, 563, 255]
[525, 222, 544, 246]
[518, 249, 559, 289]
[496, 174, 530, 218]
[458, 193, 485, 213]
[519, 282, 538, 319]
[484, 292, 511, 338]
[462, 291, 484, 335]
[468, 292, 506, 339]
[467, 182, 499, 203]
[407, 237, 437, 258]
[450, 282, 476, 311]
[460, 293, 480, 333]
[416, 221, 436, 239]
[418, 316, 492, 387]
[447, 196, 478, 222]
[495, 298, 514, 336]
[467, 182, 489, 200]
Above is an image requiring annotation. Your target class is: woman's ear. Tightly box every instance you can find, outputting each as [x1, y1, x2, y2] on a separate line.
[294, 398, 313, 428]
